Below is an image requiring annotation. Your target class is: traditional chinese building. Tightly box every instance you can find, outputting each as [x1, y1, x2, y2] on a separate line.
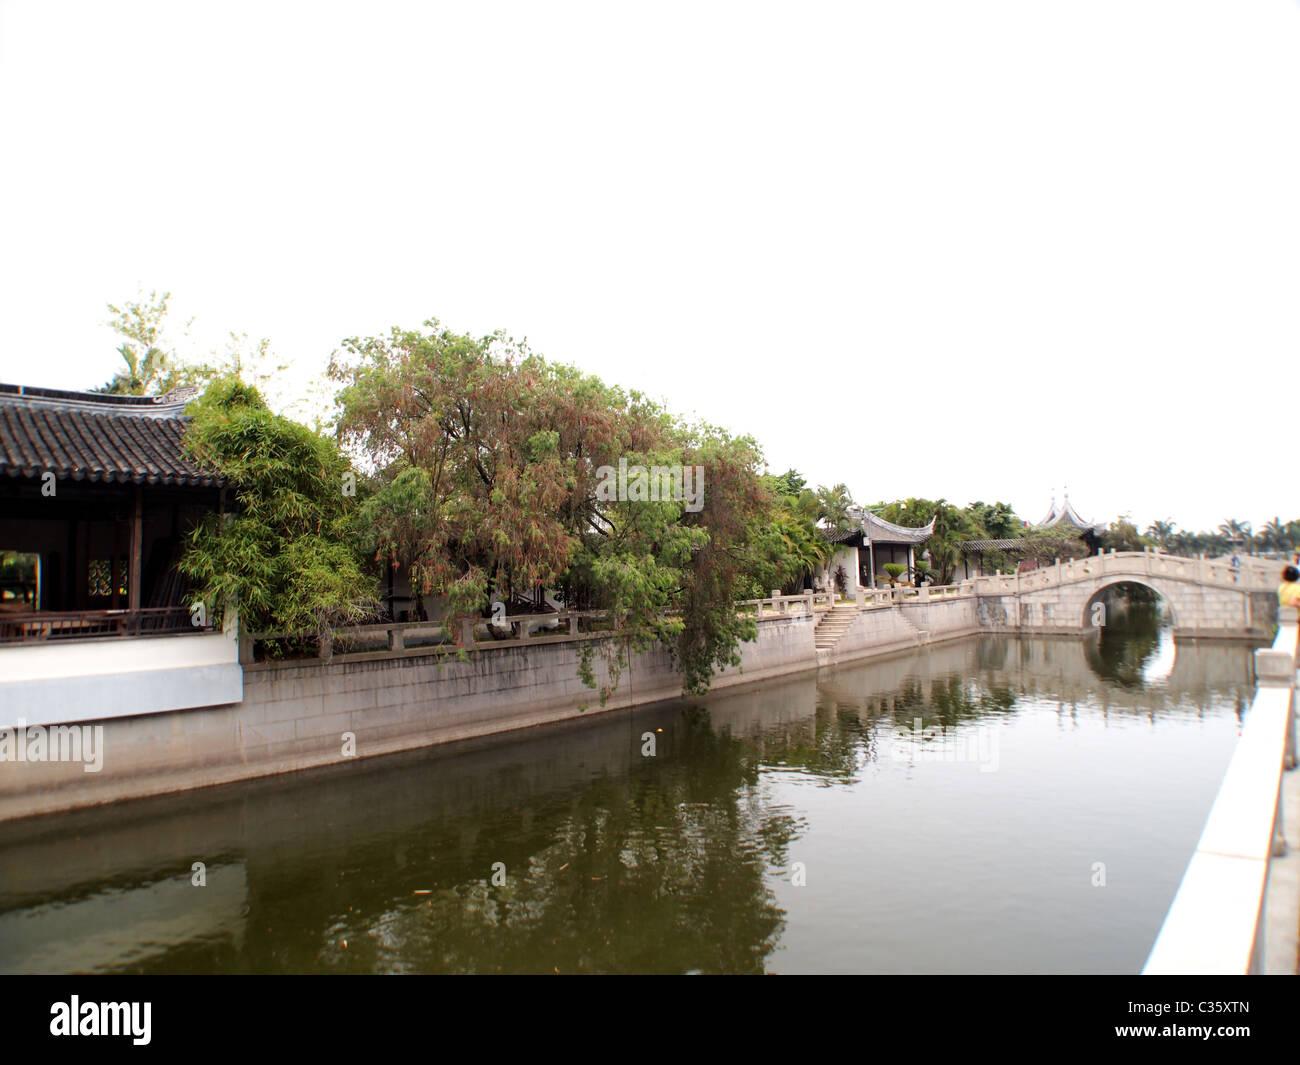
[0, 382, 222, 637]
[957, 491, 1106, 579]
[0, 381, 242, 730]
[1035, 492, 1106, 554]
[823, 507, 936, 590]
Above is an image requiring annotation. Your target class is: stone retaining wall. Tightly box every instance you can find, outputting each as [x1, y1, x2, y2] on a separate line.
[0, 613, 817, 822]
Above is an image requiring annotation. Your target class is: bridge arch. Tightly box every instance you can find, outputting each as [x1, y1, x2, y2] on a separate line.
[972, 550, 1271, 637]
[1083, 577, 1177, 631]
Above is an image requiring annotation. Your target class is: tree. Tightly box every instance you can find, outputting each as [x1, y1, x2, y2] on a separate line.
[814, 483, 856, 534]
[1260, 518, 1288, 552]
[1101, 515, 1153, 552]
[96, 291, 197, 395]
[178, 377, 378, 642]
[329, 318, 778, 697]
[882, 563, 907, 587]
[1217, 519, 1253, 550]
[772, 469, 807, 497]
[95, 289, 288, 404]
[755, 470, 831, 594]
[1145, 519, 1177, 551]
[869, 497, 975, 584]
[969, 501, 1020, 540]
[331, 320, 671, 624]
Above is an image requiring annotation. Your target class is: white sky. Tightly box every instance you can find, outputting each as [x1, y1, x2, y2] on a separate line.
[2, 1, 1297, 534]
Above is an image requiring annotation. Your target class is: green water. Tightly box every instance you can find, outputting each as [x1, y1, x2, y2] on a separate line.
[0, 614, 1263, 974]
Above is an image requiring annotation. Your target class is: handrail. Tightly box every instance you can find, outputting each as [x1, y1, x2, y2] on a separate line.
[245, 594, 824, 663]
[1142, 606, 1298, 974]
[0, 606, 210, 643]
[965, 549, 1275, 595]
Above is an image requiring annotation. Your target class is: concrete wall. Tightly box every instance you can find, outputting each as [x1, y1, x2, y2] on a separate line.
[0, 554, 1271, 822]
[817, 597, 981, 668]
[824, 547, 861, 591]
[0, 614, 816, 822]
[976, 578, 1271, 639]
[0, 629, 243, 728]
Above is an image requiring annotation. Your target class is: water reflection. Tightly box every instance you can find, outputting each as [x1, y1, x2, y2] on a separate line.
[0, 625, 1264, 975]
[1086, 595, 1172, 689]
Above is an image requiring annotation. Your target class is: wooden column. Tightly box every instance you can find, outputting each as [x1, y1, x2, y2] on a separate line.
[129, 485, 143, 612]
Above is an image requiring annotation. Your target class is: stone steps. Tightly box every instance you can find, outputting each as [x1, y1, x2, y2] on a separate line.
[895, 606, 930, 645]
[814, 605, 859, 650]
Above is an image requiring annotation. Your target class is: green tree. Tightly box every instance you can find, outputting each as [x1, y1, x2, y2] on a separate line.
[1217, 518, 1253, 551]
[330, 318, 777, 697]
[969, 501, 1020, 540]
[814, 483, 856, 534]
[95, 289, 287, 403]
[869, 497, 974, 584]
[771, 468, 807, 497]
[755, 471, 831, 593]
[1145, 518, 1177, 551]
[178, 377, 378, 641]
[1259, 517, 1287, 552]
[1101, 514, 1153, 552]
[96, 291, 197, 395]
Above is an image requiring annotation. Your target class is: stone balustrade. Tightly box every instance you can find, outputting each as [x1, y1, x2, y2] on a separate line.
[1143, 606, 1298, 974]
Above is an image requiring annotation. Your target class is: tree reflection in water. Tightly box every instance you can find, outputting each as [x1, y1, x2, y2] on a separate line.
[1086, 585, 1169, 690]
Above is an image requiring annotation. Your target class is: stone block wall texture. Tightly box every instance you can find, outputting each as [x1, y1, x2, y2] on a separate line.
[0, 614, 819, 821]
[1, 576, 1270, 821]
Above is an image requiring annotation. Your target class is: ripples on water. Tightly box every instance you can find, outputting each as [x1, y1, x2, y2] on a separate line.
[0, 614, 1262, 974]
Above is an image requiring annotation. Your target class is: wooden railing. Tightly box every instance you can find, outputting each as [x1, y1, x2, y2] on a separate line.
[0, 606, 210, 644]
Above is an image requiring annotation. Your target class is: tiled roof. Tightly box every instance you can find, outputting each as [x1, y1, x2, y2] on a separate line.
[822, 511, 936, 545]
[1037, 494, 1105, 534]
[960, 538, 1028, 551]
[0, 383, 222, 487]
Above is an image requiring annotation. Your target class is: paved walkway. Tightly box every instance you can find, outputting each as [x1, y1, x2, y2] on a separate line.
[1264, 750, 1300, 974]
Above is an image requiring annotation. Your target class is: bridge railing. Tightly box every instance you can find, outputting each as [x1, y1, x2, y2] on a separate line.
[1142, 606, 1298, 974]
[968, 549, 1277, 595]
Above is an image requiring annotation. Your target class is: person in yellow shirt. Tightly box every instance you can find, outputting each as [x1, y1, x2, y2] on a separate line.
[1279, 565, 1300, 608]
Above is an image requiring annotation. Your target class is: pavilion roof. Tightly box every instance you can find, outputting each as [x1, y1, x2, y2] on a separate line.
[823, 511, 936, 545]
[0, 383, 223, 488]
[1037, 493, 1105, 534]
[960, 538, 1028, 552]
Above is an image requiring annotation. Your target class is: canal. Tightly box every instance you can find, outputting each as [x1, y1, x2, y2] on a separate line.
[0, 606, 1264, 974]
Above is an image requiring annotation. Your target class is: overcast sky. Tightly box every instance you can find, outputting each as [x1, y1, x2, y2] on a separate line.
[2, 1, 1296, 533]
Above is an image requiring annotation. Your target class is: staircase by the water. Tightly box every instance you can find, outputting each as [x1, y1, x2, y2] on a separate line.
[896, 606, 930, 645]
[814, 604, 858, 651]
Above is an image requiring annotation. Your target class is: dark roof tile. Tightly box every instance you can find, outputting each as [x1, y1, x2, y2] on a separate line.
[0, 384, 222, 488]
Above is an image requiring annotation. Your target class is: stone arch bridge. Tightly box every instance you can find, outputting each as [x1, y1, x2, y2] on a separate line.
[969, 551, 1278, 639]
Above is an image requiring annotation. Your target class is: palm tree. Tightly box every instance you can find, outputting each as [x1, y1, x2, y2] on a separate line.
[1218, 519, 1253, 552]
[1261, 517, 1288, 553]
[1145, 519, 1177, 551]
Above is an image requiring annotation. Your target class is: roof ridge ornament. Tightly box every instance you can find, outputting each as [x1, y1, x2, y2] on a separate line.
[157, 385, 201, 405]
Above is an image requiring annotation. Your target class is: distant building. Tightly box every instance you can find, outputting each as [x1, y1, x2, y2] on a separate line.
[957, 491, 1106, 579]
[1035, 492, 1106, 554]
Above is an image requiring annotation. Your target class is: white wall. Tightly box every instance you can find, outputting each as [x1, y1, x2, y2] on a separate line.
[0, 630, 242, 728]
